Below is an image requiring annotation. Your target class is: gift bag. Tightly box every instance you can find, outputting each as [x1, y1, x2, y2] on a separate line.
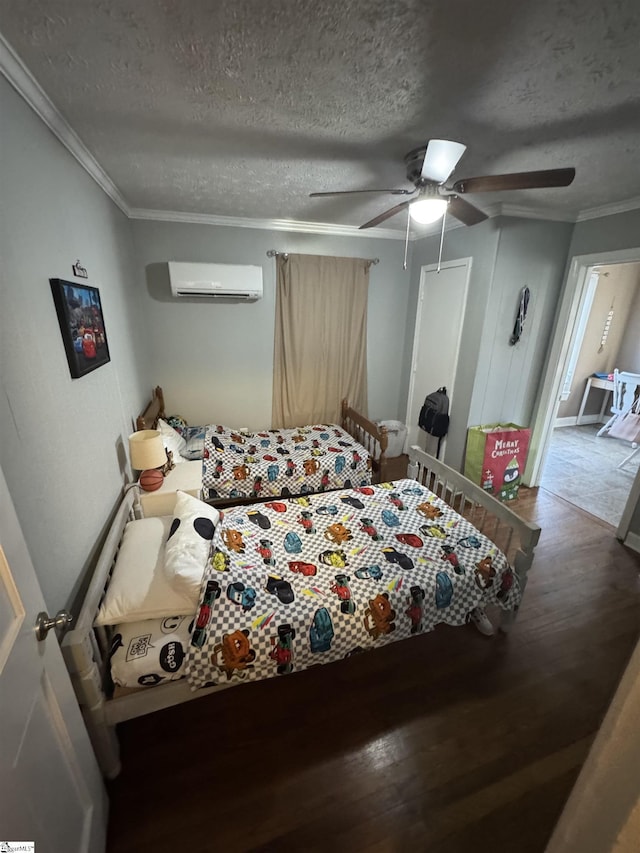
[608, 412, 640, 442]
[464, 423, 531, 502]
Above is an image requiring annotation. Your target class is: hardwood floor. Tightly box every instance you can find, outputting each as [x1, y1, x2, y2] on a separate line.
[106, 486, 640, 853]
[383, 453, 411, 482]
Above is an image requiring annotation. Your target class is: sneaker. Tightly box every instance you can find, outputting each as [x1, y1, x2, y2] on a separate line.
[469, 607, 495, 637]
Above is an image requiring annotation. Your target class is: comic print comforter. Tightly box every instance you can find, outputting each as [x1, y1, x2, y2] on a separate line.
[201, 422, 372, 500]
[186, 479, 520, 690]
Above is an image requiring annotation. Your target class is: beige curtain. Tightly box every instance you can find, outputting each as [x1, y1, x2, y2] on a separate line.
[272, 253, 370, 427]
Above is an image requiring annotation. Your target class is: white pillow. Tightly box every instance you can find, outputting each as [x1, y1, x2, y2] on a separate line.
[164, 491, 220, 604]
[157, 418, 186, 463]
[94, 516, 196, 625]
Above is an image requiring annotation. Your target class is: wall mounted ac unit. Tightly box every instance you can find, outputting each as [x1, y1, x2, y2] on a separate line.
[168, 261, 263, 300]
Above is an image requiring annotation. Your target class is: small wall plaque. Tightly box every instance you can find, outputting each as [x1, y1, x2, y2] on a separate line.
[72, 260, 88, 279]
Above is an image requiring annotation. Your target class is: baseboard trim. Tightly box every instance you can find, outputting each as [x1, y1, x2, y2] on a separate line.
[623, 531, 640, 554]
[554, 415, 604, 428]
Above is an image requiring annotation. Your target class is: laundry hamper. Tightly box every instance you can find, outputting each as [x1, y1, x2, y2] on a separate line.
[377, 420, 407, 458]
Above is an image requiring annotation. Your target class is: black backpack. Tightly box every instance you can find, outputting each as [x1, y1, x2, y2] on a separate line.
[418, 387, 450, 457]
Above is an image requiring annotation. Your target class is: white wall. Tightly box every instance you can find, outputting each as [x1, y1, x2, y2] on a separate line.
[568, 210, 640, 258]
[616, 269, 640, 372]
[470, 217, 575, 427]
[0, 75, 147, 612]
[131, 221, 411, 427]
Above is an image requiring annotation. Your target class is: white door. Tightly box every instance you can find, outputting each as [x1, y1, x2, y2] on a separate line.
[0, 466, 106, 852]
[405, 258, 471, 457]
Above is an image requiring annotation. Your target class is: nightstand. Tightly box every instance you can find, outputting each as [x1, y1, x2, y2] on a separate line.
[138, 461, 202, 517]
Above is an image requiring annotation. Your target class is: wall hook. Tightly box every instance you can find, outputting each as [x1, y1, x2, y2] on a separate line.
[510, 286, 530, 345]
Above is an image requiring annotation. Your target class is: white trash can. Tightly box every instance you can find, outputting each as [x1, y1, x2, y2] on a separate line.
[377, 420, 407, 457]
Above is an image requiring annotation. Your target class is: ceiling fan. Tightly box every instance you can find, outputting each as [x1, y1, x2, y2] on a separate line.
[310, 140, 575, 230]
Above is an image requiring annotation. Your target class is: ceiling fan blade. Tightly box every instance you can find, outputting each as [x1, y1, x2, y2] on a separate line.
[420, 139, 467, 183]
[310, 188, 415, 198]
[359, 200, 411, 230]
[447, 195, 488, 226]
[452, 167, 576, 194]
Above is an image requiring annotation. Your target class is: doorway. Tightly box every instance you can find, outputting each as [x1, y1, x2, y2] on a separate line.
[526, 249, 640, 533]
[404, 258, 471, 458]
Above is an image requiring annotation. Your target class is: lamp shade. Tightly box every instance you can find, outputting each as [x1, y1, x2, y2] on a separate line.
[128, 430, 166, 471]
[409, 197, 448, 225]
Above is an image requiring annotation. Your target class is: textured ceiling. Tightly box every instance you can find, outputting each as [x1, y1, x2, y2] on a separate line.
[1, 0, 640, 231]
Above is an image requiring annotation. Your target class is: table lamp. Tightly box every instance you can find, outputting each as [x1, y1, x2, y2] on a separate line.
[128, 430, 167, 492]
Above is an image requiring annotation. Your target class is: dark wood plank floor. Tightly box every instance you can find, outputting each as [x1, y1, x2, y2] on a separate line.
[106, 486, 640, 853]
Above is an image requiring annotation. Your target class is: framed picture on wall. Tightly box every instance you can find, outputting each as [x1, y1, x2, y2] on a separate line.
[50, 278, 111, 378]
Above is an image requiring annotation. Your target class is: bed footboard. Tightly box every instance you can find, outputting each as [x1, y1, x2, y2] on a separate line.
[408, 446, 540, 630]
[341, 400, 389, 483]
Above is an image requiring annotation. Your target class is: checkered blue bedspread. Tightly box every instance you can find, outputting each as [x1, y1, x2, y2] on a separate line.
[201, 422, 372, 500]
[186, 479, 519, 690]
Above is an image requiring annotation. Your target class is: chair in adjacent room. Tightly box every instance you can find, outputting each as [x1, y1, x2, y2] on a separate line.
[599, 369, 640, 469]
[597, 370, 640, 435]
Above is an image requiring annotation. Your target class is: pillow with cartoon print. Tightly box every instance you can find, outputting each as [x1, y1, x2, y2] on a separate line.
[180, 426, 206, 460]
[157, 418, 186, 463]
[109, 615, 191, 688]
[166, 414, 188, 433]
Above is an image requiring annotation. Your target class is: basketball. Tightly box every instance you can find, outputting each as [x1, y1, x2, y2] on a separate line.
[140, 469, 164, 492]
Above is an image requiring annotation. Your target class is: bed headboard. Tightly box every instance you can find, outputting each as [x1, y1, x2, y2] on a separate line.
[136, 386, 165, 431]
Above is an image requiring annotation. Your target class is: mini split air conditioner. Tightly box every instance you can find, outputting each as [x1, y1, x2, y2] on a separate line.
[168, 261, 263, 300]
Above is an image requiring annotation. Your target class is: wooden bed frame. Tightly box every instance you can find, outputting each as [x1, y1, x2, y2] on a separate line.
[340, 399, 389, 482]
[62, 446, 540, 779]
[407, 446, 540, 628]
[135, 385, 390, 482]
[135, 385, 166, 431]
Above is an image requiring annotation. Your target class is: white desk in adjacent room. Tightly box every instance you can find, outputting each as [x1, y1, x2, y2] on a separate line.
[576, 376, 614, 426]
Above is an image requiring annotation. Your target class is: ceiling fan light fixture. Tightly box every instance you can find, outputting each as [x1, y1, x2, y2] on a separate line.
[420, 139, 467, 182]
[409, 197, 448, 224]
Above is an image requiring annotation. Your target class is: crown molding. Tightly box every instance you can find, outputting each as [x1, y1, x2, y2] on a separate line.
[577, 195, 640, 222]
[131, 206, 480, 240]
[0, 32, 130, 215]
[128, 207, 407, 240]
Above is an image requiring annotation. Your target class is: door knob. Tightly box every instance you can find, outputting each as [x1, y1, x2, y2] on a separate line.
[35, 610, 73, 641]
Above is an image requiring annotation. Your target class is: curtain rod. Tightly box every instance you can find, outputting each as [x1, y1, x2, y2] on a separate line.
[266, 249, 379, 265]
